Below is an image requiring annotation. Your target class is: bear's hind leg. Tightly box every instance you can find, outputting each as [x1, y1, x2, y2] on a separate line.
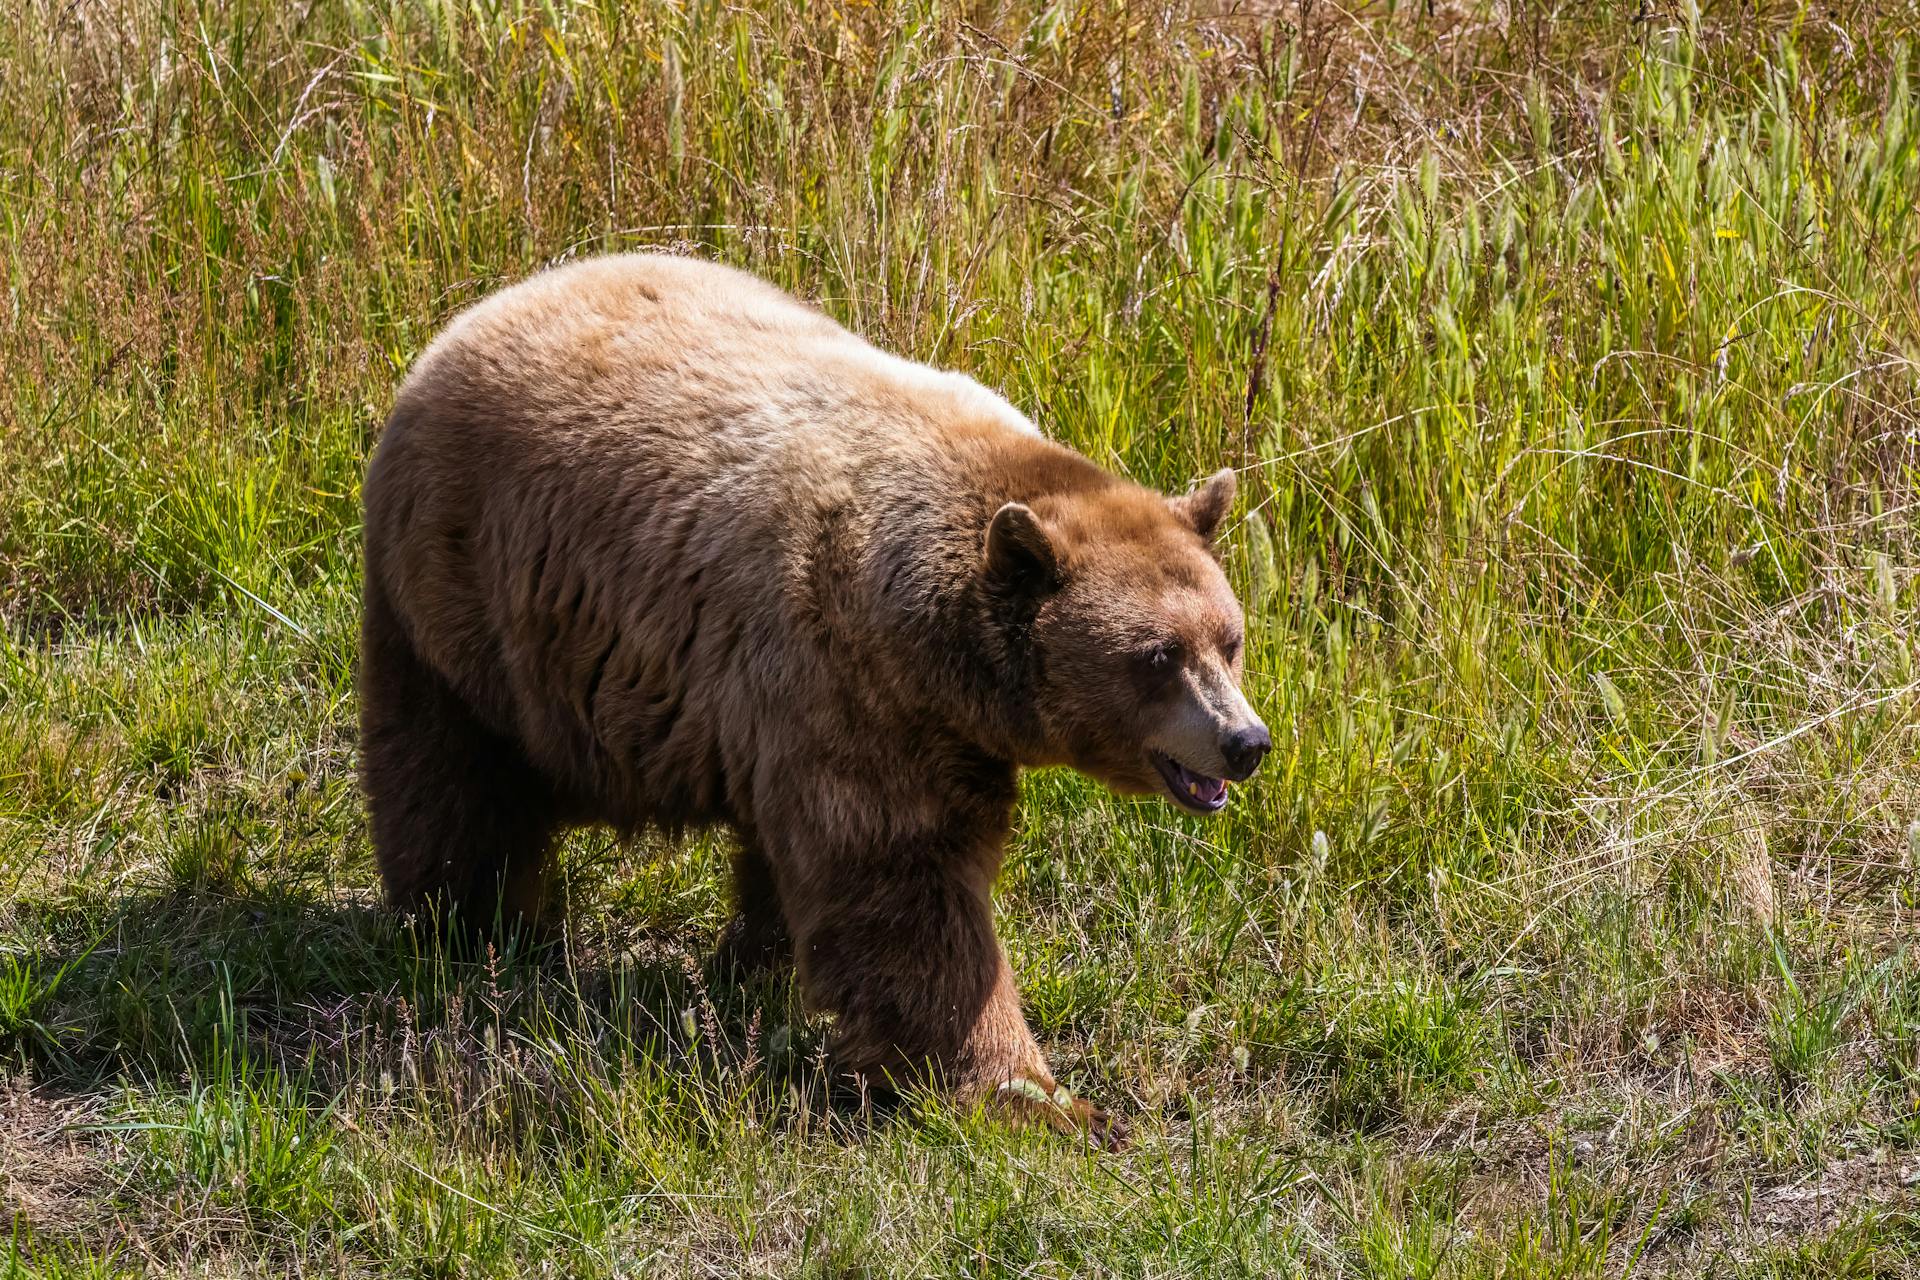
[787, 851, 1125, 1149]
[359, 582, 560, 934]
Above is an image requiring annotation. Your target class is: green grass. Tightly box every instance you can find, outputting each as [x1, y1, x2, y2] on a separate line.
[4, 0, 1920, 1274]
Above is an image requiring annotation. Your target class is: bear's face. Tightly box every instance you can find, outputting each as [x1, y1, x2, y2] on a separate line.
[985, 469, 1271, 813]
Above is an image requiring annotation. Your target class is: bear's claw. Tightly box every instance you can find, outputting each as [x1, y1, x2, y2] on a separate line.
[990, 1080, 1131, 1151]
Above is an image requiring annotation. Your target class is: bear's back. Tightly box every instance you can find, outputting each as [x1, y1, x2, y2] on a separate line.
[396, 253, 1036, 454]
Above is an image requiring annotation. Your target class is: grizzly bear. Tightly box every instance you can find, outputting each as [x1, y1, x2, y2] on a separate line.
[359, 253, 1270, 1145]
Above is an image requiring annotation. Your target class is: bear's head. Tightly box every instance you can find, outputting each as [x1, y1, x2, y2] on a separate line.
[985, 467, 1270, 813]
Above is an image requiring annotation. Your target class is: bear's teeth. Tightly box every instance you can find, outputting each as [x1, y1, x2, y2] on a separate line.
[1188, 781, 1200, 799]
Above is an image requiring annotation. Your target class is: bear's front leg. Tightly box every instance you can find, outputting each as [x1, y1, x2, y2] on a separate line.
[712, 840, 792, 977]
[786, 847, 1126, 1149]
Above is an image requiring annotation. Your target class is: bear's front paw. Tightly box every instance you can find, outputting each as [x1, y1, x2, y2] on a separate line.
[991, 1078, 1130, 1151]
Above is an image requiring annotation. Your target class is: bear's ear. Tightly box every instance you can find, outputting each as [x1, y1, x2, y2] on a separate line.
[1168, 467, 1237, 546]
[983, 502, 1060, 595]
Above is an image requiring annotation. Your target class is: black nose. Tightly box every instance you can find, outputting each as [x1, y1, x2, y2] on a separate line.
[1221, 724, 1271, 781]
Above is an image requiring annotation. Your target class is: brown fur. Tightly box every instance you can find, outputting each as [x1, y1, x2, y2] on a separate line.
[359, 253, 1265, 1146]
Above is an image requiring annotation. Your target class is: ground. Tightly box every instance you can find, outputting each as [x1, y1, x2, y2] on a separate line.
[3, 2, 1920, 1276]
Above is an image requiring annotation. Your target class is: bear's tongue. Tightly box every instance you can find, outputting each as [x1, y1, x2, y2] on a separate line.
[1157, 753, 1228, 812]
[1183, 772, 1227, 807]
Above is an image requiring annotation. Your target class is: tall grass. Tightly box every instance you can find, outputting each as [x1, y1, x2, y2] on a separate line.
[3, 1, 1920, 1275]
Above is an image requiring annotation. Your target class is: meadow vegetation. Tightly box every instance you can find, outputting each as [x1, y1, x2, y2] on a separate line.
[3, 0, 1920, 1274]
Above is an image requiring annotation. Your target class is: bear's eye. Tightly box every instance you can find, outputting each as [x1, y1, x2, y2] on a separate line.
[1143, 641, 1183, 674]
[1222, 635, 1242, 663]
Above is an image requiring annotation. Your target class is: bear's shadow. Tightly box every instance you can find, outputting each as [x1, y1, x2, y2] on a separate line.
[5, 880, 877, 1135]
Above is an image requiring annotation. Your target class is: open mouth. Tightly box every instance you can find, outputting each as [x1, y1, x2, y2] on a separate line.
[1150, 750, 1229, 814]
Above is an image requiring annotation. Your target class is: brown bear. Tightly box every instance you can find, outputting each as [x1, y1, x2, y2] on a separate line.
[359, 253, 1270, 1145]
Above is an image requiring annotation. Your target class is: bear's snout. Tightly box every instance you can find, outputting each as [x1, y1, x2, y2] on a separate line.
[1220, 723, 1271, 782]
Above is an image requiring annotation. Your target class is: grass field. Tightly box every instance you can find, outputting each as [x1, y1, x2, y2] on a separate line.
[5, 1, 1920, 1274]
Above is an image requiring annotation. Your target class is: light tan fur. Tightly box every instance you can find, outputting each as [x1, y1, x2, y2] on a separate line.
[359, 253, 1268, 1146]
